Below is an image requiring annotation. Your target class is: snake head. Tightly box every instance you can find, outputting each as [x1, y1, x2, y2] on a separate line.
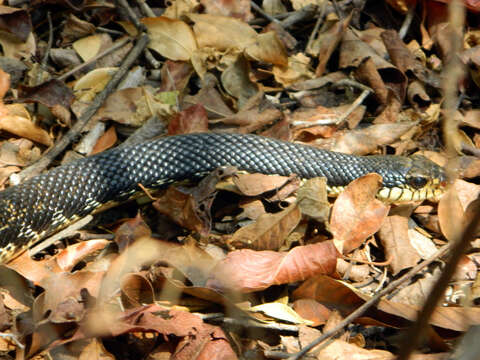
[377, 154, 447, 202]
[404, 155, 447, 201]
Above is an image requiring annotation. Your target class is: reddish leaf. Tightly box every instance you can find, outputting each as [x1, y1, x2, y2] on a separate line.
[206, 240, 339, 292]
[168, 104, 209, 135]
[330, 174, 390, 254]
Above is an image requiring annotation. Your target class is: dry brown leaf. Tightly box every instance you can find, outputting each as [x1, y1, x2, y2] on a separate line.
[296, 177, 330, 223]
[188, 13, 257, 51]
[73, 67, 118, 102]
[245, 31, 288, 67]
[272, 53, 315, 86]
[220, 54, 258, 108]
[292, 298, 331, 326]
[377, 215, 421, 275]
[330, 174, 390, 254]
[102, 305, 238, 359]
[153, 186, 209, 234]
[142, 16, 197, 61]
[168, 104, 209, 135]
[18, 79, 74, 109]
[184, 74, 234, 118]
[206, 240, 339, 293]
[438, 185, 465, 242]
[311, 13, 352, 77]
[295, 274, 480, 332]
[120, 272, 155, 308]
[114, 214, 152, 253]
[319, 122, 417, 155]
[0, 104, 52, 146]
[90, 125, 117, 155]
[73, 33, 109, 62]
[232, 172, 291, 196]
[228, 202, 301, 250]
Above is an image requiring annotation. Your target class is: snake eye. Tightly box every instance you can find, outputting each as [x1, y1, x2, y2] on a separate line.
[407, 176, 428, 189]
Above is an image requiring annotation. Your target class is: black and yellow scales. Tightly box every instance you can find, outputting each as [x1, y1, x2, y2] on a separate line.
[0, 133, 447, 263]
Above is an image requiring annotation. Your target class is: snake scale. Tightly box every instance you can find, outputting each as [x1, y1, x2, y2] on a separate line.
[0, 132, 446, 263]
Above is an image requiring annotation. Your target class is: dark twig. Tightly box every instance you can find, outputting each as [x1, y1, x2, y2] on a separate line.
[115, 0, 146, 32]
[58, 37, 132, 81]
[398, 5, 415, 40]
[17, 33, 149, 181]
[397, 199, 480, 360]
[117, 0, 161, 69]
[41, 12, 53, 70]
[267, 243, 452, 359]
[280, 4, 318, 29]
[136, 0, 155, 17]
[250, 1, 283, 25]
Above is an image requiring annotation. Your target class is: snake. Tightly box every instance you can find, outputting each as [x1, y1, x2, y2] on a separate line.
[0, 132, 446, 263]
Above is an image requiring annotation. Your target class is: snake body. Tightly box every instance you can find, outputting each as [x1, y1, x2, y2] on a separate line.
[0, 133, 446, 263]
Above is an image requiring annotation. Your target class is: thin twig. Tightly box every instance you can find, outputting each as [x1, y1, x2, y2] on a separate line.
[115, 0, 146, 31]
[116, 0, 161, 69]
[41, 12, 53, 70]
[267, 243, 452, 359]
[398, 5, 416, 40]
[136, 0, 155, 17]
[250, 1, 282, 25]
[306, 3, 326, 54]
[334, 88, 371, 125]
[280, 4, 318, 29]
[199, 312, 300, 333]
[397, 201, 479, 359]
[17, 33, 149, 181]
[58, 37, 132, 81]
[397, 1, 467, 358]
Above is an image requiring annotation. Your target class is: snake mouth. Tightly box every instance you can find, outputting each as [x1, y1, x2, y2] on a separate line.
[377, 177, 447, 202]
[327, 177, 446, 202]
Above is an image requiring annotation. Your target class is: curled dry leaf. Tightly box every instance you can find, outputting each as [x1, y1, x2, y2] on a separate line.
[0, 104, 52, 146]
[245, 31, 288, 67]
[330, 174, 390, 254]
[206, 240, 339, 293]
[73, 67, 118, 102]
[227, 202, 301, 250]
[120, 272, 155, 308]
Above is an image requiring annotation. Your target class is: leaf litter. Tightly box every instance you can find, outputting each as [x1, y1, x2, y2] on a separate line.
[0, 0, 478, 359]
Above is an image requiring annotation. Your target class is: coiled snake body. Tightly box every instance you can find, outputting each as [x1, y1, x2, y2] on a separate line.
[0, 133, 446, 263]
